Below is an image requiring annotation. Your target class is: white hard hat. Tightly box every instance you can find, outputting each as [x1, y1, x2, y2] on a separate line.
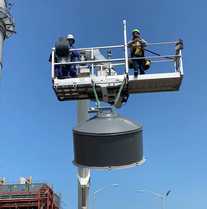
[67, 34, 75, 41]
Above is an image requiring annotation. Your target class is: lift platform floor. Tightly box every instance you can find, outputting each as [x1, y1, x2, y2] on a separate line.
[53, 72, 183, 102]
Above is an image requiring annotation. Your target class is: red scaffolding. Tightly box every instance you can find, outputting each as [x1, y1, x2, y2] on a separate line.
[0, 183, 60, 209]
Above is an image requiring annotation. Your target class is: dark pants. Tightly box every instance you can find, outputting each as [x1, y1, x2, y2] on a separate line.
[55, 65, 77, 78]
[132, 58, 145, 76]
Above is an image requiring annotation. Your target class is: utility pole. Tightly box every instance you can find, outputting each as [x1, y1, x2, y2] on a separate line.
[137, 189, 171, 209]
[77, 100, 91, 209]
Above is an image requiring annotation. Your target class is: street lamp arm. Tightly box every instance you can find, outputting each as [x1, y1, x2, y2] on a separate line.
[94, 184, 119, 195]
[94, 186, 107, 195]
[93, 184, 119, 209]
[137, 189, 164, 198]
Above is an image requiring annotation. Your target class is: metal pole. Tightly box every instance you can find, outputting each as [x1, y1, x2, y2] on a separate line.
[77, 100, 91, 209]
[91, 48, 94, 76]
[77, 100, 89, 125]
[162, 197, 165, 209]
[51, 48, 55, 79]
[123, 19, 129, 75]
[93, 193, 96, 209]
[77, 167, 90, 209]
[179, 50, 184, 76]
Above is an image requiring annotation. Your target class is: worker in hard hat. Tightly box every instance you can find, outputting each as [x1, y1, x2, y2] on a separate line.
[49, 34, 79, 78]
[128, 28, 149, 77]
[65, 34, 80, 78]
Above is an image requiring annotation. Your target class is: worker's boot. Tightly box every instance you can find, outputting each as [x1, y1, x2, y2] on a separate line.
[140, 65, 145, 75]
[140, 70, 145, 75]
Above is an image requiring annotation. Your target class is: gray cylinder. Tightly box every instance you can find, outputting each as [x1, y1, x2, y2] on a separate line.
[73, 110, 144, 169]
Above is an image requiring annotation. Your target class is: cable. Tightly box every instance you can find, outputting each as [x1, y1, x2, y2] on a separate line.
[91, 79, 101, 108]
[144, 48, 174, 60]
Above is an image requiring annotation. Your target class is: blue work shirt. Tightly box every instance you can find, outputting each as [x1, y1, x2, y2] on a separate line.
[69, 45, 80, 61]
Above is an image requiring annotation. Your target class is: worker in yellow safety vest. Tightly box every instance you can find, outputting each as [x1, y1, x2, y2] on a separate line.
[128, 28, 150, 77]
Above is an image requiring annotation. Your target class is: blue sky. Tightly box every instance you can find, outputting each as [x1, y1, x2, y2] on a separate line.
[0, 0, 206, 209]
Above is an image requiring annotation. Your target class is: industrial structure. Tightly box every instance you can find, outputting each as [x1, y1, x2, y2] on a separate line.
[0, 0, 15, 70]
[0, 178, 60, 209]
[50, 20, 184, 209]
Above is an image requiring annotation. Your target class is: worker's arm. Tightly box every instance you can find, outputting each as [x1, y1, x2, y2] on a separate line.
[140, 38, 147, 47]
[71, 50, 80, 61]
[128, 38, 148, 47]
[127, 40, 133, 48]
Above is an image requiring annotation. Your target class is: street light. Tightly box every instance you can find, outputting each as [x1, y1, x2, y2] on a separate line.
[93, 184, 119, 209]
[136, 189, 171, 209]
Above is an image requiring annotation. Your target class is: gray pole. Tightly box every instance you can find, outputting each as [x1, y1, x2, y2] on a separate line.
[162, 197, 165, 209]
[77, 100, 91, 209]
[0, 0, 15, 71]
[77, 100, 89, 125]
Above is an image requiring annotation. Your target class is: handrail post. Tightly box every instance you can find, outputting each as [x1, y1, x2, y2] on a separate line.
[123, 19, 129, 75]
[175, 39, 184, 74]
[179, 50, 184, 76]
[91, 48, 95, 76]
[51, 48, 55, 79]
[175, 49, 179, 73]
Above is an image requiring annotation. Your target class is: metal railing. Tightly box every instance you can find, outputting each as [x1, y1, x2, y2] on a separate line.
[0, 183, 49, 193]
[53, 53, 179, 65]
[51, 41, 182, 80]
[51, 19, 183, 80]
